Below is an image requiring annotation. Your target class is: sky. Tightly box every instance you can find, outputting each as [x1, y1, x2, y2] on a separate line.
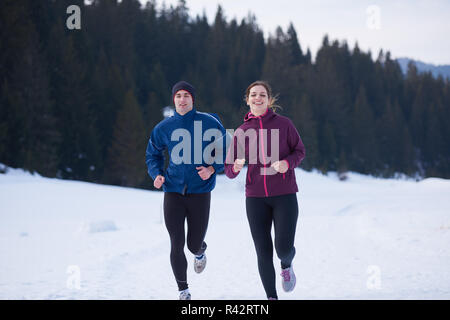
[139, 0, 450, 65]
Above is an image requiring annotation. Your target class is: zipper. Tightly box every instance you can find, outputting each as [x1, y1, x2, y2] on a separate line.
[283, 173, 285, 180]
[258, 118, 269, 197]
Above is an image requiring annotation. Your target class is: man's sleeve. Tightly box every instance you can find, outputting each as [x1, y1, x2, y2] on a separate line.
[210, 120, 228, 174]
[145, 126, 166, 180]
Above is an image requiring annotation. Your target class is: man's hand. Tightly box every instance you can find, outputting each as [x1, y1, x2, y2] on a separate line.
[196, 166, 215, 180]
[233, 158, 245, 173]
[271, 160, 289, 174]
[153, 175, 165, 189]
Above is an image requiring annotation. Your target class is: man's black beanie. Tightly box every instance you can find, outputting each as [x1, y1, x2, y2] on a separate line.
[172, 81, 195, 104]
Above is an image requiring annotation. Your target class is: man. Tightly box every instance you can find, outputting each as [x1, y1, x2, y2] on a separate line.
[145, 81, 226, 300]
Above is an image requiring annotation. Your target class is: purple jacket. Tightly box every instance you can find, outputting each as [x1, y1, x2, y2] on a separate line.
[225, 108, 305, 197]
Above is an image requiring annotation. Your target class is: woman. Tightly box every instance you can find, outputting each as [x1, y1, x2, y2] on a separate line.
[146, 81, 226, 300]
[225, 81, 305, 300]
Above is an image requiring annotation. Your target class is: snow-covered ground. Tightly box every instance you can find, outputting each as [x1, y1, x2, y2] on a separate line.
[1, 165, 450, 300]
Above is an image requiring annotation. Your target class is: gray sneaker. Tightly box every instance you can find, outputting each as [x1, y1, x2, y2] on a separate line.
[179, 289, 191, 300]
[280, 266, 296, 292]
[194, 254, 207, 273]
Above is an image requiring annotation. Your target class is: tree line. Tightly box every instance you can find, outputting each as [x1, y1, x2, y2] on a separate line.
[1, 0, 449, 189]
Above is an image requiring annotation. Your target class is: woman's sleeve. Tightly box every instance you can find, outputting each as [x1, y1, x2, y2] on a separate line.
[224, 132, 240, 179]
[282, 120, 306, 169]
[209, 122, 227, 174]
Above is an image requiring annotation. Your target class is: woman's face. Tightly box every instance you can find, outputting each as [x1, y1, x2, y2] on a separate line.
[174, 90, 193, 115]
[247, 85, 269, 116]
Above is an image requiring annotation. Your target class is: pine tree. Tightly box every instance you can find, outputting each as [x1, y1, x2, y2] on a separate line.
[11, 27, 60, 176]
[0, 2, 60, 175]
[286, 23, 304, 66]
[376, 98, 414, 176]
[48, 24, 100, 181]
[291, 94, 318, 170]
[314, 37, 352, 170]
[351, 85, 377, 173]
[319, 122, 337, 172]
[105, 89, 147, 187]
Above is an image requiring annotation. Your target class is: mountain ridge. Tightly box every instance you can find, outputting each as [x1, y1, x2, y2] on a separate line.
[396, 57, 450, 80]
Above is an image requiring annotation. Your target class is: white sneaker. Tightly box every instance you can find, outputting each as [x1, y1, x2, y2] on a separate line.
[179, 289, 191, 300]
[280, 266, 296, 292]
[194, 254, 207, 274]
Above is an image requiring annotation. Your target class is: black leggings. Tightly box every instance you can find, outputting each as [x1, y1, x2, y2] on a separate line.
[246, 193, 299, 299]
[163, 192, 211, 291]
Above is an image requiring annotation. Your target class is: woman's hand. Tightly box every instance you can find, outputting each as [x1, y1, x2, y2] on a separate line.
[153, 175, 165, 189]
[271, 160, 289, 174]
[233, 158, 245, 173]
[196, 166, 215, 180]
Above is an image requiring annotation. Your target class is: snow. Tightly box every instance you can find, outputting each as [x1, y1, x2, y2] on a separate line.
[1, 165, 450, 299]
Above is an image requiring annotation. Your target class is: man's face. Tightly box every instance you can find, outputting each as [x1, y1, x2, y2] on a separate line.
[174, 90, 193, 115]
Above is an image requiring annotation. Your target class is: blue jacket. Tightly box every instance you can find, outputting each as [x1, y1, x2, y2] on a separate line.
[146, 108, 227, 194]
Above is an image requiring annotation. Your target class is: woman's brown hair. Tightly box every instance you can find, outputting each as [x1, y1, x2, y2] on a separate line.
[244, 80, 281, 112]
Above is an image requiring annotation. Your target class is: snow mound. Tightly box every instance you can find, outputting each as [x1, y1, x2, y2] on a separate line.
[419, 177, 450, 187]
[0, 163, 37, 177]
[81, 220, 118, 234]
[0, 163, 44, 186]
